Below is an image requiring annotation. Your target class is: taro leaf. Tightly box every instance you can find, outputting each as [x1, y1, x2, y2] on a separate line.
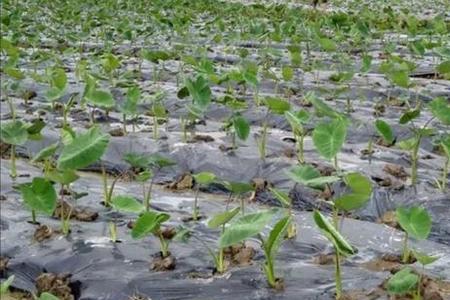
[39, 292, 60, 300]
[193, 171, 216, 185]
[152, 103, 167, 119]
[122, 86, 140, 115]
[361, 54, 372, 73]
[0, 275, 14, 294]
[411, 249, 440, 266]
[428, 97, 450, 125]
[219, 209, 275, 248]
[50, 68, 67, 91]
[397, 137, 417, 151]
[136, 170, 153, 182]
[111, 195, 144, 213]
[312, 119, 347, 160]
[375, 119, 394, 144]
[177, 86, 189, 99]
[269, 188, 291, 207]
[142, 49, 171, 63]
[396, 206, 431, 240]
[334, 173, 372, 212]
[318, 37, 337, 52]
[185, 75, 211, 109]
[233, 115, 250, 141]
[57, 126, 110, 170]
[31, 143, 59, 163]
[307, 93, 340, 119]
[285, 165, 340, 189]
[131, 211, 170, 239]
[436, 60, 450, 74]
[123, 152, 150, 169]
[5, 67, 25, 80]
[1, 120, 28, 145]
[26, 119, 46, 140]
[46, 169, 79, 185]
[441, 135, 450, 158]
[264, 216, 291, 257]
[281, 66, 294, 81]
[387, 267, 418, 295]
[147, 153, 176, 169]
[208, 207, 240, 228]
[85, 89, 115, 108]
[19, 177, 57, 215]
[264, 97, 291, 115]
[389, 70, 410, 88]
[313, 210, 355, 256]
[399, 109, 420, 124]
[284, 110, 309, 133]
[222, 181, 254, 195]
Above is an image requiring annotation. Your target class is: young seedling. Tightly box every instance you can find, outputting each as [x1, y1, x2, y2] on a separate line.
[0, 275, 15, 295]
[45, 67, 67, 109]
[313, 210, 356, 299]
[386, 267, 419, 298]
[110, 195, 144, 242]
[222, 181, 255, 215]
[396, 206, 432, 263]
[19, 177, 57, 224]
[437, 135, 450, 191]
[259, 216, 291, 289]
[120, 86, 140, 135]
[269, 188, 297, 239]
[226, 113, 250, 150]
[411, 250, 440, 298]
[191, 171, 216, 221]
[1, 120, 29, 178]
[131, 211, 171, 258]
[257, 97, 291, 160]
[284, 109, 310, 164]
[124, 153, 176, 211]
[56, 126, 111, 206]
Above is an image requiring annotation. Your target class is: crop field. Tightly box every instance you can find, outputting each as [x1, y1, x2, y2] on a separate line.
[1, 0, 449, 299]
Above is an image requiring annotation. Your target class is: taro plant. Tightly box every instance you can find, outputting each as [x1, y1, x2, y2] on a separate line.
[45, 67, 68, 109]
[0, 275, 15, 295]
[258, 216, 291, 289]
[257, 97, 291, 160]
[269, 188, 297, 239]
[110, 195, 144, 242]
[124, 153, 176, 211]
[120, 86, 140, 135]
[197, 206, 241, 274]
[19, 177, 57, 224]
[1, 120, 29, 178]
[437, 135, 450, 191]
[386, 267, 419, 298]
[284, 109, 310, 164]
[395, 206, 432, 263]
[191, 171, 216, 221]
[222, 181, 255, 215]
[313, 211, 356, 299]
[131, 210, 172, 258]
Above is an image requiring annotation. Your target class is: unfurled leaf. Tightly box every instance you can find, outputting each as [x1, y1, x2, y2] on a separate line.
[387, 267, 418, 295]
[436, 60, 450, 74]
[193, 172, 216, 185]
[112, 195, 144, 213]
[264, 97, 291, 115]
[219, 209, 275, 248]
[222, 181, 254, 195]
[185, 75, 211, 109]
[285, 165, 340, 189]
[19, 177, 57, 215]
[429, 97, 450, 125]
[396, 206, 431, 240]
[39, 292, 60, 300]
[208, 207, 240, 228]
[57, 126, 110, 170]
[312, 119, 347, 160]
[85, 89, 115, 108]
[411, 250, 440, 266]
[132, 211, 170, 239]
[31, 143, 59, 163]
[281, 66, 294, 81]
[0, 120, 28, 145]
[334, 173, 372, 211]
[46, 169, 79, 185]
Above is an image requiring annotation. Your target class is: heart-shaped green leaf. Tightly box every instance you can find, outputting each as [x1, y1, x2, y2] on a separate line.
[19, 177, 57, 215]
[131, 211, 170, 239]
[387, 267, 418, 295]
[112, 195, 144, 213]
[313, 119, 347, 160]
[396, 206, 431, 240]
[335, 173, 372, 212]
[1, 120, 28, 145]
[208, 207, 240, 228]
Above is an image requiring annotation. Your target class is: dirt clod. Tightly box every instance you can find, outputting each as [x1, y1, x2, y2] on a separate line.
[53, 200, 98, 222]
[150, 253, 176, 271]
[35, 273, 74, 300]
[383, 164, 408, 181]
[34, 224, 54, 242]
[167, 173, 194, 190]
